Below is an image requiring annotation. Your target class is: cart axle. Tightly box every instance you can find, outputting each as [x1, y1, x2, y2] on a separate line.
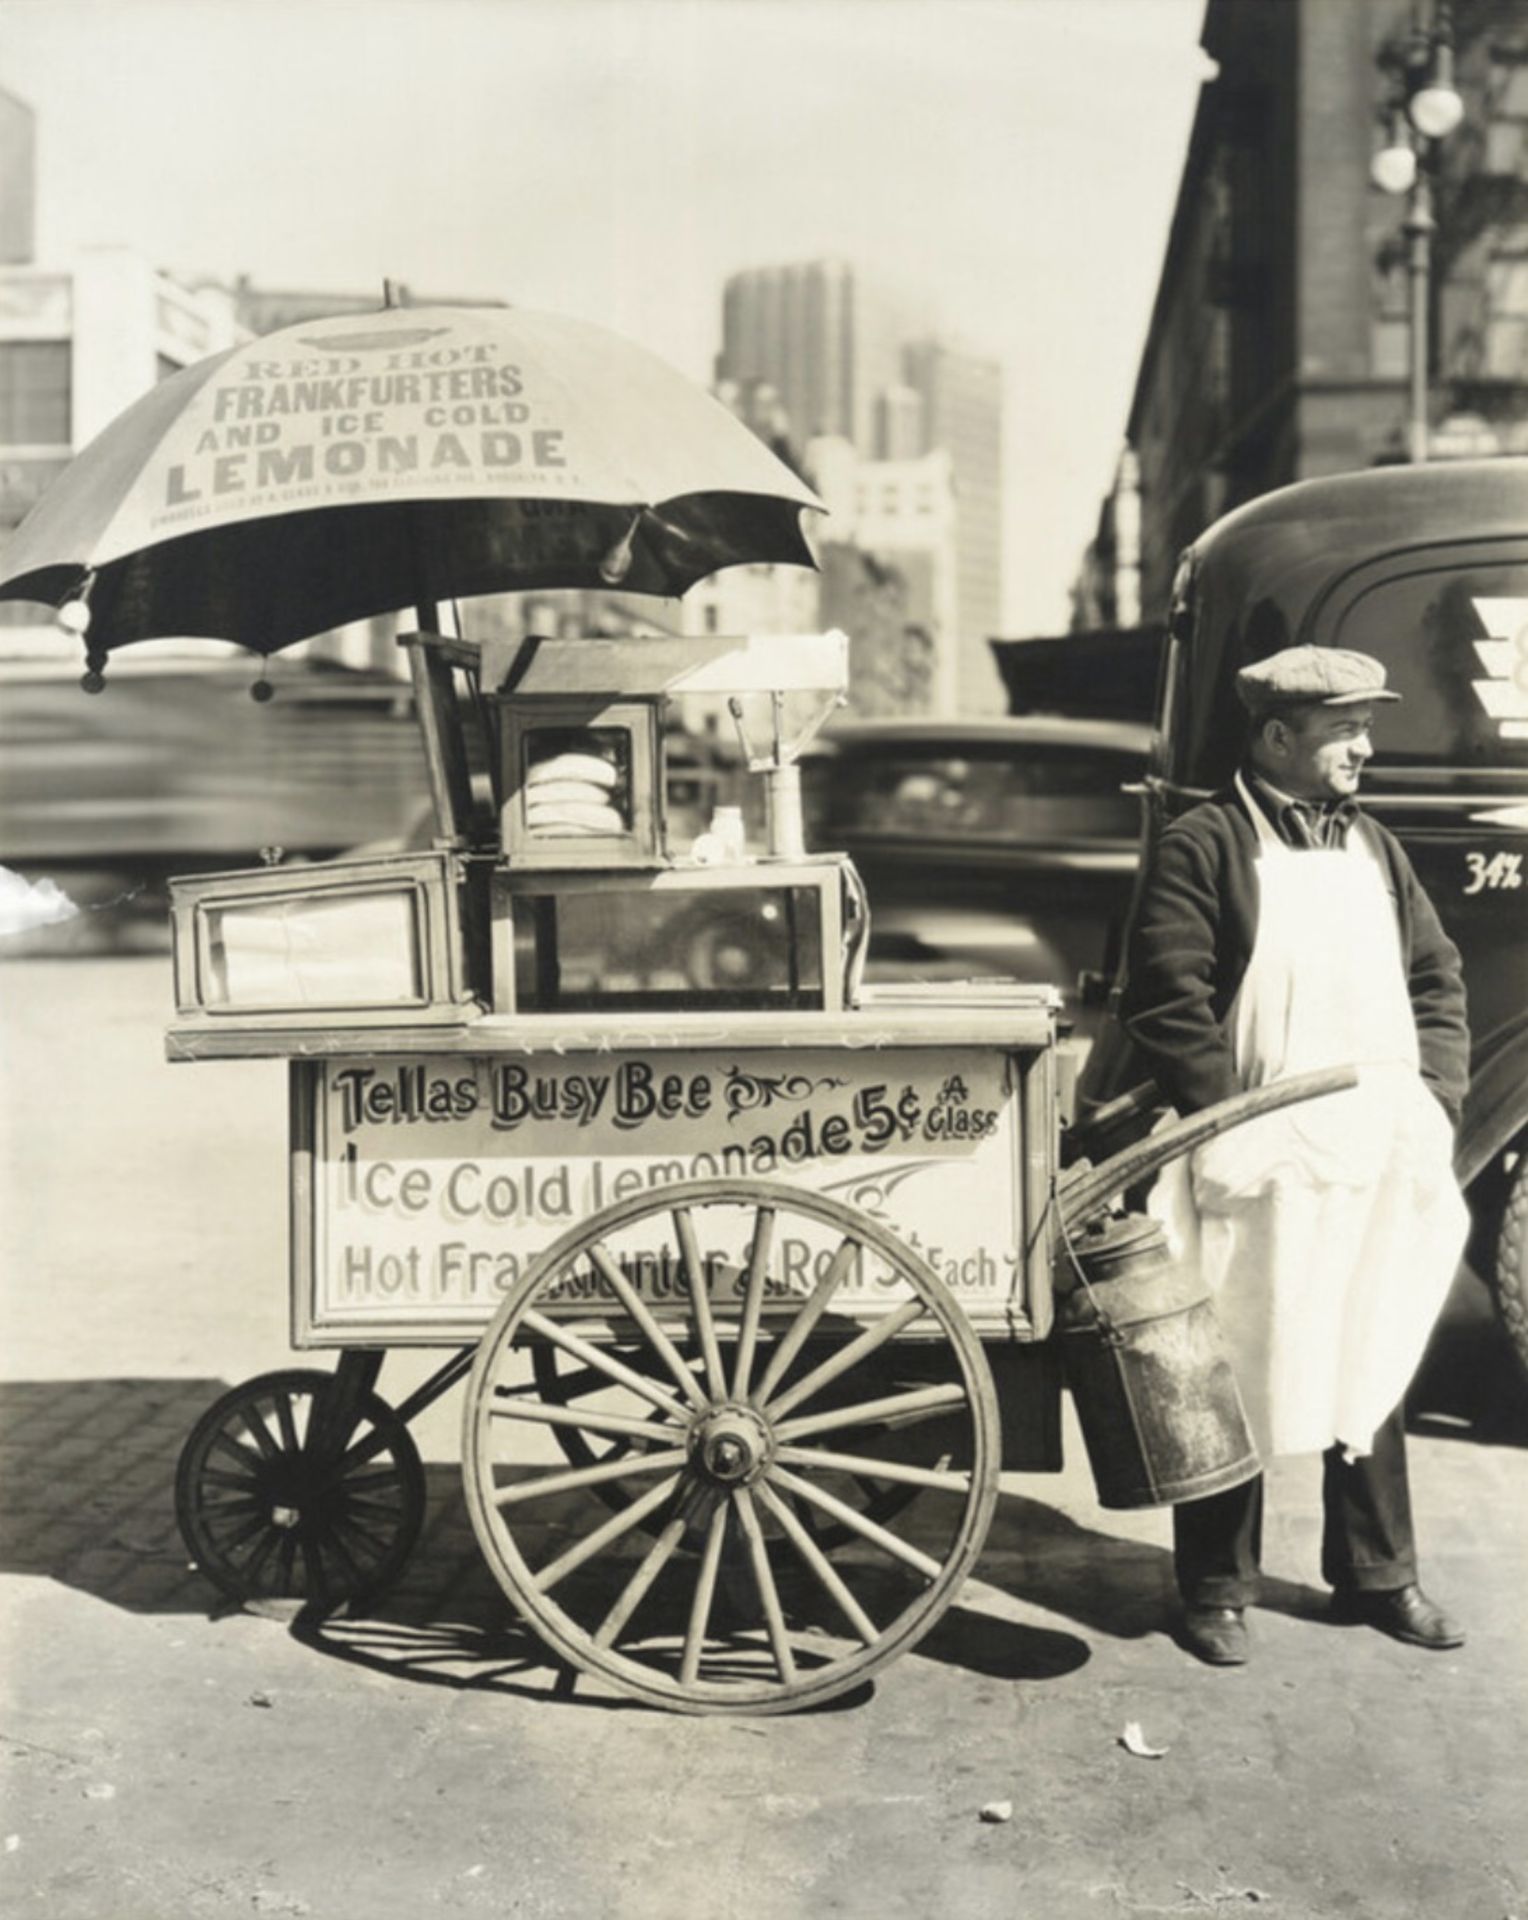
[692, 1404, 772, 1485]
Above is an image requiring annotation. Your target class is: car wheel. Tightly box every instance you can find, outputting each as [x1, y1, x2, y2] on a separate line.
[1491, 1151, 1528, 1386]
[681, 910, 786, 995]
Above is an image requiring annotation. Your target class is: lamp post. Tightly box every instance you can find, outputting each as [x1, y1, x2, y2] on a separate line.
[1371, 1, 1464, 463]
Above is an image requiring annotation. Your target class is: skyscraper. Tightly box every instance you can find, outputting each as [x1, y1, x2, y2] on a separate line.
[902, 337, 1004, 710]
[717, 258, 929, 457]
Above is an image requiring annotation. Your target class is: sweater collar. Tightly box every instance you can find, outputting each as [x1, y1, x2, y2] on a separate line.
[1242, 768, 1361, 849]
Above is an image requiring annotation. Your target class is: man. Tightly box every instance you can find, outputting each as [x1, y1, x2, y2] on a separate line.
[1120, 644, 1470, 1667]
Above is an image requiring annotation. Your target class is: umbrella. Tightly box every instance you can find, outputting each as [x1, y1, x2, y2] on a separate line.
[0, 303, 822, 667]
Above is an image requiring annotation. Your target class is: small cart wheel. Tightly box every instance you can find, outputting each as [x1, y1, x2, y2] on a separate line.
[175, 1369, 425, 1607]
[463, 1178, 1000, 1715]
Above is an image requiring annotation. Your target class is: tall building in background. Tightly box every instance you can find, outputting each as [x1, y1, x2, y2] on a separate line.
[718, 257, 1005, 712]
[717, 257, 929, 452]
[1086, 0, 1528, 626]
[901, 336, 1004, 706]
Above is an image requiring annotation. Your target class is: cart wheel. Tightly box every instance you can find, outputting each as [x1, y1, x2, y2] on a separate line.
[463, 1178, 1000, 1715]
[530, 1337, 925, 1544]
[175, 1369, 425, 1608]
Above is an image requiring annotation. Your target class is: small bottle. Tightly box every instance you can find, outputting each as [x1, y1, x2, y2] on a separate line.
[712, 806, 746, 861]
[693, 804, 747, 865]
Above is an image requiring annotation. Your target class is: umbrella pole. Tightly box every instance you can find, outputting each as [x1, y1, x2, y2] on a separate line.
[401, 602, 475, 846]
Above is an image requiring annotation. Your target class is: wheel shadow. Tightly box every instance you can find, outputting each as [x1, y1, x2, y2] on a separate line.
[292, 1467, 1078, 1709]
[288, 1463, 653, 1712]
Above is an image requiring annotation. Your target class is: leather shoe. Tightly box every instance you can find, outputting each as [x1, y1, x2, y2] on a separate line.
[1180, 1605, 1249, 1665]
[1329, 1583, 1464, 1649]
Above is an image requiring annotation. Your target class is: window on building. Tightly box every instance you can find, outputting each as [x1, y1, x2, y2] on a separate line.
[1485, 53, 1528, 175]
[0, 342, 71, 444]
[1484, 234, 1528, 381]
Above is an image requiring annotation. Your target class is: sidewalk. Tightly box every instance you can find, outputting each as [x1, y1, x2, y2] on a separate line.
[2, 957, 1526, 1920]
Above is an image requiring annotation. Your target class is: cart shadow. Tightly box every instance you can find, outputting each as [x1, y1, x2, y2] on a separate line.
[3, 1369, 1511, 1701]
[0, 1379, 1062, 1706]
[289, 1466, 926, 1715]
[0, 1377, 232, 1615]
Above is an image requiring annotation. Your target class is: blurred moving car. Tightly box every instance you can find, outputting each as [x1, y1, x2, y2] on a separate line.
[1075, 458, 1528, 1384]
[0, 655, 433, 954]
[803, 716, 1151, 1021]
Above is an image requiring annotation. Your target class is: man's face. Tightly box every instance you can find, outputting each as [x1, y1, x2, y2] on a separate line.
[1266, 704, 1375, 800]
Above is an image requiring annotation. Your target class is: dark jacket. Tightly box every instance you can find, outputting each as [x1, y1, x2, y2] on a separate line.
[1121, 782, 1470, 1124]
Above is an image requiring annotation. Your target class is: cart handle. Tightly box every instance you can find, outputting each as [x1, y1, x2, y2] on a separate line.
[1056, 1065, 1359, 1233]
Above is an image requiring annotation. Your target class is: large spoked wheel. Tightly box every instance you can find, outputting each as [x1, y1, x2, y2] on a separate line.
[175, 1369, 425, 1607]
[463, 1178, 1000, 1715]
[530, 1328, 923, 1546]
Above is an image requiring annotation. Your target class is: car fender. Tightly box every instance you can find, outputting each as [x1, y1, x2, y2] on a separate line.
[1458, 1009, 1528, 1193]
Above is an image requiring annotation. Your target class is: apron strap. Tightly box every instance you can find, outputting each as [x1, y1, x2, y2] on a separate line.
[1233, 769, 1285, 856]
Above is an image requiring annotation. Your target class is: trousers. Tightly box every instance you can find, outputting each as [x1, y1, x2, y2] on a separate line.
[1173, 1405, 1416, 1609]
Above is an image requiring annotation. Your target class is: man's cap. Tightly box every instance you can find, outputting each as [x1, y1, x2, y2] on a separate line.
[1235, 645, 1401, 715]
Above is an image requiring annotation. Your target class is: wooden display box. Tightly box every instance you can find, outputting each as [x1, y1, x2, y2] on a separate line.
[169, 849, 479, 1028]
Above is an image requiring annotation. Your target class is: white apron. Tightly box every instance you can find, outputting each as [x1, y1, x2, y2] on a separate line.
[1149, 774, 1467, 1458]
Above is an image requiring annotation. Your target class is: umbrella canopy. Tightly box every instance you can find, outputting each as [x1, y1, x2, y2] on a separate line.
[0, 304, 822, 657]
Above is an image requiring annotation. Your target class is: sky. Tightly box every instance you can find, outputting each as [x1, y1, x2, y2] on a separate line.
[0, 0, 1210, 635]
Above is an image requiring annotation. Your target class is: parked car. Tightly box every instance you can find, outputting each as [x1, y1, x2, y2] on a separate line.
[804, 715, 1151, 1022]
[1076, 458, 1528, 1380]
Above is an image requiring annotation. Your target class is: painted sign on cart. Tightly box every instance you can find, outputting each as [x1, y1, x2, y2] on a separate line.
[299, 1049, 1028, 1338]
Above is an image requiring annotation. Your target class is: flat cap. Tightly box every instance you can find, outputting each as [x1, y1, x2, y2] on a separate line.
[1235, 645, 1400, 715]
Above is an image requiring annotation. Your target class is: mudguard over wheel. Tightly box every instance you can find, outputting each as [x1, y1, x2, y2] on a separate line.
[463, 1178, 1001, 1715]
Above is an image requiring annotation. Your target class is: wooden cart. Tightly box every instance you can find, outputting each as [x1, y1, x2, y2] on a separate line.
[161, 626, 1311, 1714]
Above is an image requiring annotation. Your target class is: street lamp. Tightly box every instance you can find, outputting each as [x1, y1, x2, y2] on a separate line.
[1370, 2, 1465, 463]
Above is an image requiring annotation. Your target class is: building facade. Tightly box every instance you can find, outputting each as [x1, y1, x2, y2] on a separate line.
[0, 248, 243, 644]
[0, 88, 35, 266]
[901, 335, 1004, 708]
[1100, 0, 1528, 625]
[807, 433, 958, 713]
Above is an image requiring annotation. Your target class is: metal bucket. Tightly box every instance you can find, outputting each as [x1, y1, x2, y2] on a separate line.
[1054, 1214, 1260, 1510]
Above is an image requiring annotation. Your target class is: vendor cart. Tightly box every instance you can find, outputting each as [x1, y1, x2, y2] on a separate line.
[160, 622, 1341, 1715]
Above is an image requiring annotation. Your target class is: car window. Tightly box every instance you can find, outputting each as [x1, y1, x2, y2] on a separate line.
[817, 743, 1140, 840]
[1329, 560, 1528, 768]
